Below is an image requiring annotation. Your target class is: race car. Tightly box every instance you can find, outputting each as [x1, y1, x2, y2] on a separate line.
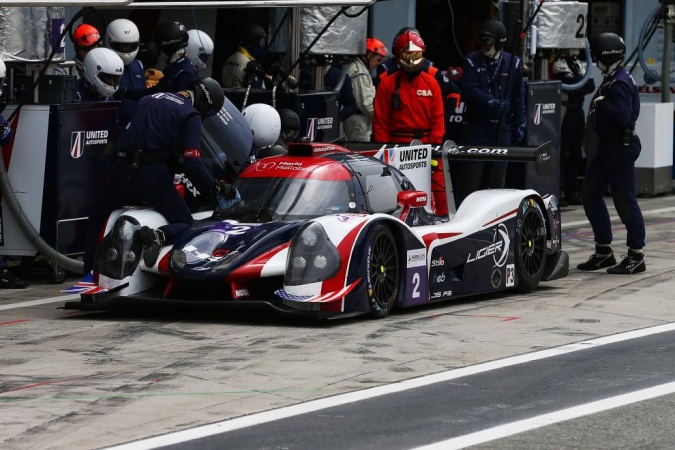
[64, 140, 568, 319]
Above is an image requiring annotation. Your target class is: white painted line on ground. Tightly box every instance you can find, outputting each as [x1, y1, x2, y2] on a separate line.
[107, 322, 675, 450]
[414, 380, 675, 450]
[0, 295, 79, 311]
[564, 206, 675, 228]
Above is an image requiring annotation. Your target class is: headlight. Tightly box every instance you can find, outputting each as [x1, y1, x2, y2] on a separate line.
[170, 249, 187, 271]
[95, 216, 143, 280]
[285, 222, 340, 285]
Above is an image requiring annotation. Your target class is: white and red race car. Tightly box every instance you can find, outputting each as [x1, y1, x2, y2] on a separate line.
[65, 140, 568, 319]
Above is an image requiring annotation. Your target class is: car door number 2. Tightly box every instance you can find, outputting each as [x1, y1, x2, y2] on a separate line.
[411, 272, 421, 298]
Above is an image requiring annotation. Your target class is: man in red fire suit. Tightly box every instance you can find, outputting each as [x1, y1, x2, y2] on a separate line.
[373, 30, 446, 214]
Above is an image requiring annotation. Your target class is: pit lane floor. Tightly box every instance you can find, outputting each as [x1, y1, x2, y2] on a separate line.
[2, 193, 675, 449]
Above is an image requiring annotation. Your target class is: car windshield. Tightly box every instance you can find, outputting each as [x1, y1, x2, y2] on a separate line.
[214, 177, 353, 222]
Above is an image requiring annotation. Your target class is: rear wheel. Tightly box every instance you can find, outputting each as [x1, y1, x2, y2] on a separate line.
[514, 197, 546, 293]
[366, 224, 399, 318]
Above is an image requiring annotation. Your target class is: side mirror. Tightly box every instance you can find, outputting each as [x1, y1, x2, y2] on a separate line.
[397, 190, 428, 208]
[397, 190, 428, 222]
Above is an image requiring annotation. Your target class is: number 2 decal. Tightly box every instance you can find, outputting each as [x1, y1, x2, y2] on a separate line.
[411, 272, 421, 298]
[576, 14, 586, 38]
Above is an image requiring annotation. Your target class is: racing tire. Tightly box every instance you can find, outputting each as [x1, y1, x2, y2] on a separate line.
[514, 197, 547, 293]
[365, 224, 400, 319]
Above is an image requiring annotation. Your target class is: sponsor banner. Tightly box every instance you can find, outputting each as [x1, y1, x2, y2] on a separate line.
[406, 248, 426, 268]
[373, 144, 432, 212]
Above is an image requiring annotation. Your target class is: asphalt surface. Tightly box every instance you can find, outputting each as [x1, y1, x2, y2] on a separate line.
[2, 193, 675, 449]
[159, 330, 675, 450]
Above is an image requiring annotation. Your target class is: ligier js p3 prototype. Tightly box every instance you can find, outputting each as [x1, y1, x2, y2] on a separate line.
[65, 141, 568, 319]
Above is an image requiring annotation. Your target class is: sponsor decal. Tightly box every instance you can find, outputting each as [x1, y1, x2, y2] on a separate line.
[406, 248, 426, 268]
[467, 223, 510, 267]
[397, 146, 429, 170]
[70, 130, 110, 158]
[506, 263, 515, 287]
[432, 273, 446, 283]
[70, 131, 85, 158]
[448, 101, 466, 123]
[234, 289, 250, 298]
[377, 147, 397, 165]
[431, 255, 444, 267]
[174, 173, 199, 197]
[366, 245, 373, 297]
[450, 146, 509, 155]
[336, 214, 353, 222]
[417, 89, 433, 97]
[533, 103, 556, 125]
[306, 117, 334, 141]
[430, 290, 453, 299]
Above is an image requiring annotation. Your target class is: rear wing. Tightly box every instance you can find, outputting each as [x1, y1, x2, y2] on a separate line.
[437, 140, 553, 217]
[437, 140, 552, 176]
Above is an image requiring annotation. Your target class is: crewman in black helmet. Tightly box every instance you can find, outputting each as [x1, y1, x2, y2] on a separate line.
[577, 32, 646, 274]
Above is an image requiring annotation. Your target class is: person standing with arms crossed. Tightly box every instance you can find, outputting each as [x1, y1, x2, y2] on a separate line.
[577, 32, 646, 274]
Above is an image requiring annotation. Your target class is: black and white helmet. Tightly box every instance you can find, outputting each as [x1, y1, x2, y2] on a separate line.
[478, 19, 507, 51]
[188, 77, 225, 118]
[590, 32, 625, 68]
[154, 21, 189, 58]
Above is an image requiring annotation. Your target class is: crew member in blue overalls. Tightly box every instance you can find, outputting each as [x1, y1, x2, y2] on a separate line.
[454, 19, 527, 203]
[83, 78, 233, 273]
[577, 32, 646, 274]
[116, 21, 197, 100]
[104, 18, 145, 127]
[75, 47, 124, 102]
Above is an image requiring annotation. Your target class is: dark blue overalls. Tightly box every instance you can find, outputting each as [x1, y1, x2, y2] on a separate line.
[118, 59, 146, 127]
[584, 67, 645, 250]
[455, 51, 527, 201]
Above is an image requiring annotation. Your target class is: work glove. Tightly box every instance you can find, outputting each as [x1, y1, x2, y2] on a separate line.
[488, 98, 509, 113]
[513, 122, 527, 145]
[215, 183, 241, 211]
[244, 60, 265, 77]
[592, 95, 605, 107]
[212, 180, 237, 199]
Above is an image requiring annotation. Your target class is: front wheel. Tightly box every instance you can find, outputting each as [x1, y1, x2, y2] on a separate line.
[514, 197, 546, 293]
[365, 224, 400, 319]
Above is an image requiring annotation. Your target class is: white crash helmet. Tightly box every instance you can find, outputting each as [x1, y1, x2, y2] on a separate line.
[186, 29, 214, 71]
[105, 18, 140, 66]
[0, 59, 5, 97]
[242, 103, 281, 148]
[82, 47, 124, 99]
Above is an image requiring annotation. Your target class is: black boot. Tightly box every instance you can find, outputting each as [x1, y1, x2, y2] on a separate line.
[0, 269, 27, 289]
[607, 249, 646, 274]
[577, 246, 616, 271]
[140, 226, 165, 267]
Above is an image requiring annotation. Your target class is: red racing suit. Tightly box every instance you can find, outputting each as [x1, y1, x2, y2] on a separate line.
[373, 70, 447, 215]
[373, 70, 445, 144]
